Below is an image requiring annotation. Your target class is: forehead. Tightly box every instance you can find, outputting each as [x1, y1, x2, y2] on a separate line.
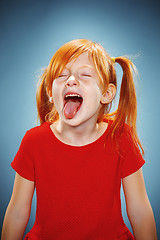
[65, 52, 95, 70]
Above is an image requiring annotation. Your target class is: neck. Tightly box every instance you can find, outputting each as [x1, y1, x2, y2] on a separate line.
[51, 119, 108, 146]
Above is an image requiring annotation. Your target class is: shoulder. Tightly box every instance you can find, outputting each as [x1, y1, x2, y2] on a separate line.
[103, 118, 132, 139]
[104, 118, 139, 152]
[119, 124, 143, 159]
[23, 122, 50, 144]
[120, 124, 136, 146]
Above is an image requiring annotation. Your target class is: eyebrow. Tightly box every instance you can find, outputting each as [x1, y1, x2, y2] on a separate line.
[64, 65, 94, 71]
[78, 65, 94, 69]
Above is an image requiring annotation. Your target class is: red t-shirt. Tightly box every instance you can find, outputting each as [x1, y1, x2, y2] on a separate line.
[11, 120, 145, 240]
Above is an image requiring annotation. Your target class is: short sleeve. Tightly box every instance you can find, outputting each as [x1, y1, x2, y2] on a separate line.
[11, 131, 35, 181]
[120, 126, 145, 178]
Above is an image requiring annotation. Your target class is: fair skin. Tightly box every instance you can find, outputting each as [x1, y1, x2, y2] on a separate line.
[1, 174, 35, 240]
[50, 52, 115, 146]
[1, 52, 157, 239]
[123, 169, 157, 239]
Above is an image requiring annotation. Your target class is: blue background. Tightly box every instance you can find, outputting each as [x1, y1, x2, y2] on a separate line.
[0, 0, 160, 238]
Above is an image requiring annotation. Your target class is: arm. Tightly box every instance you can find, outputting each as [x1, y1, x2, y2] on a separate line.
[1, 173, 35, 240]
[122, 168, 157, 240]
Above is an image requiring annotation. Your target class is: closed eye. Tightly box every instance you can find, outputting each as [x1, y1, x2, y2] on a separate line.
[58, 69, 69, 78]
[58, 73, 69, 79]
[59, 74, 67, 77]
[81, 74, 92, 77]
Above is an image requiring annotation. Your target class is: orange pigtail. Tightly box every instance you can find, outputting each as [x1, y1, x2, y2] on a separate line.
[106, 57, 144, 155]
[36, 69, 54, 125]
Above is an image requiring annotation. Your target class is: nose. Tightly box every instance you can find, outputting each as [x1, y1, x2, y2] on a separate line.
[65, 75, 79, 87]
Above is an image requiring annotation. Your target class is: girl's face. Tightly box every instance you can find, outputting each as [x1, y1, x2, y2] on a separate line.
[52, 52, 105, 127]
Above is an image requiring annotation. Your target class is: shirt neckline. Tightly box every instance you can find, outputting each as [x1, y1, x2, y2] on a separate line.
[44, 119, 112, 149]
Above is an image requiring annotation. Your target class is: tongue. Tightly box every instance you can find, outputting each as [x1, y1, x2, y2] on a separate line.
[64, 100, 81, 119]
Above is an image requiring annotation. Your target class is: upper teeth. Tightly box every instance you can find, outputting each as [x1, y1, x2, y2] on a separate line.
[65, 94, 81, 98]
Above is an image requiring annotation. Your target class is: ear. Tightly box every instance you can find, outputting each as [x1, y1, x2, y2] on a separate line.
[47, 89, 54, 103]
[100, 84, 116, 104]
[47, 89, 52, 98]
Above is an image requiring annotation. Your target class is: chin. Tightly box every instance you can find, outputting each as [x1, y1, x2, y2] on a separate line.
[63, 118, 83, 127]
[63, 114, 97, 128]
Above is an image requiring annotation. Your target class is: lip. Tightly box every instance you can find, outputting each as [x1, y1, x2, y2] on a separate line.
[63, 91, 83, 105]
[64, 91, 83, 99]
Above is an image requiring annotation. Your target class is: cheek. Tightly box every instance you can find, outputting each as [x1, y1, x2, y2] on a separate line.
[52, 82, 65, 116]
[86, 85, 102, 104]
[52, 82, 59, 99]
[51, 83, 62, 110]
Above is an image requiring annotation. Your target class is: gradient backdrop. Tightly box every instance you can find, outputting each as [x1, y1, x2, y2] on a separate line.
[0, 0, 160, 238]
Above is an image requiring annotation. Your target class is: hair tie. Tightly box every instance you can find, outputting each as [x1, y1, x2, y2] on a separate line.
[111, 57, 116, 63]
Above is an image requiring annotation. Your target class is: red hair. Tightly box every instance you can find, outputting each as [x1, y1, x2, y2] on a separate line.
[36, 39, 144, 155]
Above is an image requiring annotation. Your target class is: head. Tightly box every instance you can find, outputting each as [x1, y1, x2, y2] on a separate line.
[37, 39, 117, 124]
[36, 39, 144, 154]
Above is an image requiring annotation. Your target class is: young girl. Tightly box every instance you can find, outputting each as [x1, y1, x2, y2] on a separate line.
[1, 39, 157, 240]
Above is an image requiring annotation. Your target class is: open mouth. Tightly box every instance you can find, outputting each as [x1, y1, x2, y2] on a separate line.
[63, 93, 83, 119]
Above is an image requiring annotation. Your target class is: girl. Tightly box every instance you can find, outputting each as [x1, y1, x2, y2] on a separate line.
[1, 39, 157, 240]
